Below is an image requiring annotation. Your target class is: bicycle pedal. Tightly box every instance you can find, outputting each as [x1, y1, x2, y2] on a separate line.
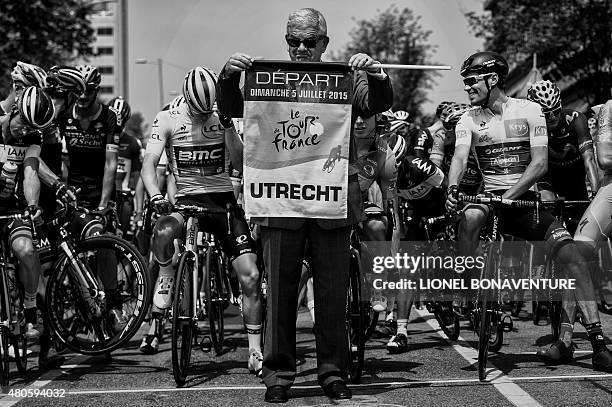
[200, 336, 212, 352]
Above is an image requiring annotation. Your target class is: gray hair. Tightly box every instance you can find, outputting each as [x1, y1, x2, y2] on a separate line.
[287, 8, 327, 36]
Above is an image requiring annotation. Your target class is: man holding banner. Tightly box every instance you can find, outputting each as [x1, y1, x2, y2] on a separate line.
[218, 7, 393, 403]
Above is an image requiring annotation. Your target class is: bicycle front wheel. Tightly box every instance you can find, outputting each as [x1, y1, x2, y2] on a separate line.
[46, 234, 150, 355]
[346, 248, 364, 383]
[0, 326, 10, 386]
[172, 251, 196, 387]
[205, 248, 225, 355]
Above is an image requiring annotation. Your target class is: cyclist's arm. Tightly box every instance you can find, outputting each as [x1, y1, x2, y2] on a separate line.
[596, 100, 612, 171]
[573, 112, 600, 193]
[429, 130, 445, 169]
[142, 112, 168, 198]
[37, 157, 62, 187]
[502, 103, 548, 200]
[99, 142, 119, 208]
[224, 123, 243, 172]
[23, 144, 41, 207]
[134, 176, 145, 222]
[448, 115, 472, 188]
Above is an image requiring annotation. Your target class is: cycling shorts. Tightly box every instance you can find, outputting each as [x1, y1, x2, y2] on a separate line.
[574, 182, 612, 243]
[174, 192, 256, 262]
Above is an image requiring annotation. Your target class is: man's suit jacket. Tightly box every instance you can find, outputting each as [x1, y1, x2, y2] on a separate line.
[218, 67, 393, 230]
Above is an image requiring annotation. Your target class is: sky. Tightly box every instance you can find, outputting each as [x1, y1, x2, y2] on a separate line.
[128, 0, 485, 125]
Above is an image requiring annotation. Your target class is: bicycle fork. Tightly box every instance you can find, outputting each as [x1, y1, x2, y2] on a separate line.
[185, 217, 199, 321]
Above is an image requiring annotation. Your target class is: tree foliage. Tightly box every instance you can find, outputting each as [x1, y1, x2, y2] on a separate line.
[465, 0, 612, 104]
[335, 5, 439, 119]
[0, 0, 95, 96]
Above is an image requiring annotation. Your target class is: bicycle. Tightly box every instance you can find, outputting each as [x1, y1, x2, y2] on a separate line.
[457, 193, 531, 381]
[171, 203, 234, 386]
[0, 213, 36, 386]
[44, 202, 151, 355]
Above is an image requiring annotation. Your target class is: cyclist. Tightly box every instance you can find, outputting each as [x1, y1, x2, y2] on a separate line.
[140, 67, 264, 376]
[445, 51, 612, 372]
[527, 80, 600, 232]
[56, 64, 125, 331]
[108, 96, 140, 192]
[0, 86, 55, 340]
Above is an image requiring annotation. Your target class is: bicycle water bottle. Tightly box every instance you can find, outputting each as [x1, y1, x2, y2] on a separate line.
[0, 162, 18, 199]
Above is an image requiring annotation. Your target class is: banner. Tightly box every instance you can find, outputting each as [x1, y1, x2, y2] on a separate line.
[243, 61, 353, 218]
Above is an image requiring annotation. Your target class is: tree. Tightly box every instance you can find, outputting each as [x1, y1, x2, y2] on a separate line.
[0, 0, 95, 96]
[334, 5, 439, 119]
[465, 0, 612, 104]
[125, 112, 147, 145]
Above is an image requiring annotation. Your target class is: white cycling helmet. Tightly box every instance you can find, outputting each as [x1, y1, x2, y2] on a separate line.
[183, 67, 218, 114]
[387, 133, 407, 162]
[11, 61, 47, 88]
[394, 110, 410, 121]
[527, 80, 561, 111]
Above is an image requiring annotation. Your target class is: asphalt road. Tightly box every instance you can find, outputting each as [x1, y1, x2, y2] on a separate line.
[2, 304, 612, 407]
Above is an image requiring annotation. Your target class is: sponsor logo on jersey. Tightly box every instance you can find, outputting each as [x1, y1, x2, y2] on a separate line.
[0, 145, 27, 164]
[504, 119, 529, 138]
[456, 130, 469, 140]
[173, 143, 225, 176]
[491, 155, 519, 167]
[67, 135, 103, 148]
[478, 134, 492, 143]
[534, 126, 547, 137]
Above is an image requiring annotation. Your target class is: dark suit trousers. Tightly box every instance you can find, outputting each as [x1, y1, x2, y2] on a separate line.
[261, 220, 351, 388]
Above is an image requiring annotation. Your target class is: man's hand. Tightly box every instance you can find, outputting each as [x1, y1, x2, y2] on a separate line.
[223, 53, 254, 76]
[348, 53, 381, 74]
[24, 205, 42, 221]
[52, 180, 77, 205]
[149, 194, 173, 216]
[445, 185, 459, 212]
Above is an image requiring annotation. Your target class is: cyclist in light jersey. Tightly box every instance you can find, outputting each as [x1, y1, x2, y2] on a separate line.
[447, 51, 612, 372]
[141, 67, 263, 376]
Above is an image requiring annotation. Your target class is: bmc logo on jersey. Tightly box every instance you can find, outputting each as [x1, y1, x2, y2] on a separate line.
[174, 144, 224, 169]
[504, 119, 528, 138]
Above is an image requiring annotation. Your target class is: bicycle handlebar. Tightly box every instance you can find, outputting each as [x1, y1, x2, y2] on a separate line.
[457, 193, 536, 208]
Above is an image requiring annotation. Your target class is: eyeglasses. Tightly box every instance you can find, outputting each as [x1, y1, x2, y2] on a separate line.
[462, 73, 494, 87]
[285, 35, 327, 48]
[543, 107, 561, 119]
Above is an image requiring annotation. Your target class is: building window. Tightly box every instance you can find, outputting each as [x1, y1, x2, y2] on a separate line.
[99, 66, 114, 75]
[97, 27, 114, 36]
[100, 86, 114, 94]
[97, 47, 113, 56]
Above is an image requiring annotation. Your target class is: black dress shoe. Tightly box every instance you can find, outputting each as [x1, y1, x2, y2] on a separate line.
[322, 380, 352, 399]
[265, 385, 288, 403]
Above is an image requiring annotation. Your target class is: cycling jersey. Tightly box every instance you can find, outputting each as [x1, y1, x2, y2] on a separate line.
[396, 155, 444, 200]
[431, 129, 483, 194]
[406, 127, 433, 158]
[144, 103, 233, 195]
[596, 100, 612, 181]
[116, 132, 141, 189]
[454, 97, 548, 192]
[58, 104, 120, 193]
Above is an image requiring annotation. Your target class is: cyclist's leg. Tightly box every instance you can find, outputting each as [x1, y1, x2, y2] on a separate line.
[361, 208, 389, 313]
[9, 220, 41, 338]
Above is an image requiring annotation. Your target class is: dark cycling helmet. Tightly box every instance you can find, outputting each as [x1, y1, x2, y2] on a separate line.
[183, 67, 218, 114]
[45, 65, 86, 95]
[527, 80, 561, 111]
[18, 86, 55, 129]
[442, 103, 472, 129]
[460, 51, 509, 80]
[107, 96, 132, 127]
[76, 65, 102, 89]
[11, 61, 47, 88]
[435, 101, 453, 119]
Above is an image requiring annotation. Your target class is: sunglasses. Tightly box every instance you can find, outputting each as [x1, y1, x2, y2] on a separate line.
[543, 107, 561, 119]
[285, 35, 327, 48]
[462, 73, 494, 87]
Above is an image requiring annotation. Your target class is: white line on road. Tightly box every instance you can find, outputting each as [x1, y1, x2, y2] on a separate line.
[414, 308, 543, 407]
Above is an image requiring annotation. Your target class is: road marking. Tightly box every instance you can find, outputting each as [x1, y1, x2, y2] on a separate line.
[415, 308, 543, 407]
[0, 355, 90, 406]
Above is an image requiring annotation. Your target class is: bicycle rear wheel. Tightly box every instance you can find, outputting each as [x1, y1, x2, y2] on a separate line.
[172, 251, 196, 387]
[346, 248, 364, 383]
[46, 235, 150, 355]
[434, 302, 460, 341]
[205, 248, 225, 355]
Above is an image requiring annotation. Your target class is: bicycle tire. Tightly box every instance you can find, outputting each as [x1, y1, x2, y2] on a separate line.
[172, 251, 196, 387]
[0, 327, 9, 387]
[205, 248, 225, 355]
[346, 248, 364, 384]
[13, 325, 27, 374]
[434, 303, 460, 341]
[45, 234, 150, 355]
[488, 309, 504, 353]
[478, 243, 496, 381]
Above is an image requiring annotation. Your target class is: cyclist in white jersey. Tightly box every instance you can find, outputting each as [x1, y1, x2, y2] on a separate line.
[140, 67, 264, 375]
[446, 51, 612, 372]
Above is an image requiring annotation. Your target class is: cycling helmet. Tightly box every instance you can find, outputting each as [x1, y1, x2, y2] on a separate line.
[11, 61, 47, 88]
[460, 51, 509, 80]
[442, 103, 472, 128]
[182, 67, 218, 114]
[45, 66, 86, 95]
[527, 80, 561, 111]
[381, 109, 395, 121]
[18, 86, 55, 129]
[170, 95, 185, 110]
[387, 133, 407, 162]
[394, 110, 410, 121]
[107, 96, 131, 127]
[435, 101, 453, 119]
[76, 65, 101, 89]
[389, 120, 410, 133]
